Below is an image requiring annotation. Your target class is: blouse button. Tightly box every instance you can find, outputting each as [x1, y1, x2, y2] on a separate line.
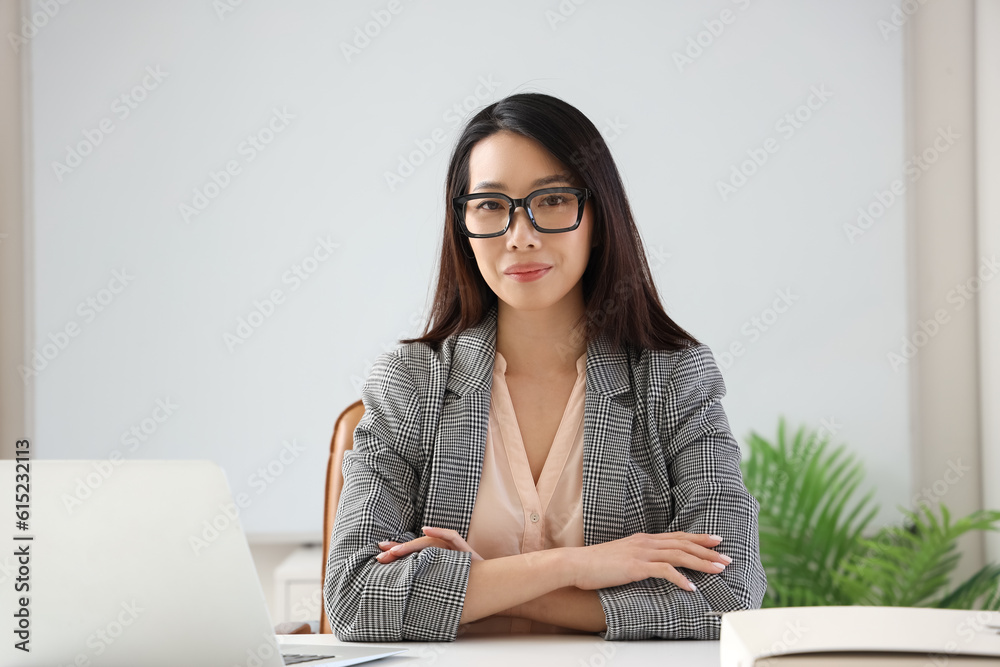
[529, 512, 540, 523]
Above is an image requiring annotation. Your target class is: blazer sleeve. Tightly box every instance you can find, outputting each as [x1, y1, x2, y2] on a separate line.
[595, 343, 768, 640]
[323, 350, 472, 642]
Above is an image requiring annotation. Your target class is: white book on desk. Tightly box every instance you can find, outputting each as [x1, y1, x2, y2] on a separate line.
[719, 606, 1000, 667]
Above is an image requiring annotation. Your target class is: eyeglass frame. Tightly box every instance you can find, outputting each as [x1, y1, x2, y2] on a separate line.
[452, 186, 592, 238]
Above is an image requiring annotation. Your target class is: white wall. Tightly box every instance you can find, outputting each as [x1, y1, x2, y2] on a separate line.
[24, 0, 912, 542]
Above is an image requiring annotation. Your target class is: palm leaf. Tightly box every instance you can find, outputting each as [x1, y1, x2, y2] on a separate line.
[935, 563, 1000, 610]
[984, 581, 1000, 610]
[742, 417, 878, 606]
[740, 418, 1000, 610]
[833, 504, 1000, 607]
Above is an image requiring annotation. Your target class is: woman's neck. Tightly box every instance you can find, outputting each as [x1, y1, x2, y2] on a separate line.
[495, 294, 587, 378]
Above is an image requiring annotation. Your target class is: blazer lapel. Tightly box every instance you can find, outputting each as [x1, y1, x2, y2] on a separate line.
[423, 303, 638, 546]
[582, 334, 638, 545]
[421, 306, 497, 534]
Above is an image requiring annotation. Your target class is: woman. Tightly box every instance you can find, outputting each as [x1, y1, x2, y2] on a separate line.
[324, 92, 766, 642]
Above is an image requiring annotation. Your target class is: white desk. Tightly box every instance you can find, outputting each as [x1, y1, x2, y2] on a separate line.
[277, 633, 721, 666]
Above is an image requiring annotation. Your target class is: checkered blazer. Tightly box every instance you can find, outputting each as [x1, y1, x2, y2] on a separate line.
[324, 302, 766, 641]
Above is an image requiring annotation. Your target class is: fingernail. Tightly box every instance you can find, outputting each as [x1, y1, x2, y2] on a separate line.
[719, 554, 733, 564]
[709, 535, 723, 541]
[389, 545, 402, 553]
[422, 526, 434, 531]
[712, 562, 726, 570]
[378, 541, 391, 547]
[688, 580, 697, 591]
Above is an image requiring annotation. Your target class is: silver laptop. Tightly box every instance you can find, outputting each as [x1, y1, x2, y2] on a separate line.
[0, 459, 406, 667]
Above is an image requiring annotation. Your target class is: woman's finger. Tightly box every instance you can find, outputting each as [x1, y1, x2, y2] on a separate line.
[388, 537, 433, 555]
[656, 532, 724, 545]
[422, 526, 484, 561]
[647, 533, 731, 566]
[388, 536, 445, 557]
[650, 562, 698, 592]
[653, 538, 732, 566]
[422, 526, 466, 549]
[375, 536, 441, 563]
[374, 528, 486, 564]
[647, 547, 728, 576]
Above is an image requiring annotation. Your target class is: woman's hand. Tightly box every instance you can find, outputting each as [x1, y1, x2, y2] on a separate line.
[375, 526, 484, 564]
[566, 531, 731, 592]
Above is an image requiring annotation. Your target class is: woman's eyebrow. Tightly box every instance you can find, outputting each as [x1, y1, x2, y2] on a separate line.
[472, 174, 572, 192]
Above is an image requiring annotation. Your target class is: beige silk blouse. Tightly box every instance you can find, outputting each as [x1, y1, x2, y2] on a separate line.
[459, 349, 590, 635]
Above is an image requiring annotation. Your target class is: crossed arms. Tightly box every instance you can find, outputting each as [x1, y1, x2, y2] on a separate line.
[323, 344, 766, 641]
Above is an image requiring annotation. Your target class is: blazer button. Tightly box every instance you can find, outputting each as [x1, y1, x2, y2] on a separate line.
[529, 512, 540, 523]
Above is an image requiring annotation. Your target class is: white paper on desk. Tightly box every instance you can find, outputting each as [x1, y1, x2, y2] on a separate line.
[719, 606, 1000, 667]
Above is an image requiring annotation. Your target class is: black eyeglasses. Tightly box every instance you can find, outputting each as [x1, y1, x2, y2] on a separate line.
[453, 187, 592, 238]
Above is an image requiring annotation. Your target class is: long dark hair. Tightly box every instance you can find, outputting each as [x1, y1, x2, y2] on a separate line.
[400, 92, 700, 355]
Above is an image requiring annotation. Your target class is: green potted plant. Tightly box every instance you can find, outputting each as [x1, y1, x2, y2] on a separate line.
[740, 417, 1000, 610]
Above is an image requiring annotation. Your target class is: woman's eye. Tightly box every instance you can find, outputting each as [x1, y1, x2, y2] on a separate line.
[539, 196, 565, 206]
[476, 200, 502, 211]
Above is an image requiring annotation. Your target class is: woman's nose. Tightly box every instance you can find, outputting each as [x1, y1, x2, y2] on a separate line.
[507, 207, 537, 246]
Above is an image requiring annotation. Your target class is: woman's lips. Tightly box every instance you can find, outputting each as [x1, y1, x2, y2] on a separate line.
[505, 267, 551, 282]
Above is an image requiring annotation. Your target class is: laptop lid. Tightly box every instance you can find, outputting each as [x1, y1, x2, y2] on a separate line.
[0, 459, 404, 667]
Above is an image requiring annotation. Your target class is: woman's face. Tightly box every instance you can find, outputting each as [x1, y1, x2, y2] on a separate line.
[464, 130, 594, 313]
